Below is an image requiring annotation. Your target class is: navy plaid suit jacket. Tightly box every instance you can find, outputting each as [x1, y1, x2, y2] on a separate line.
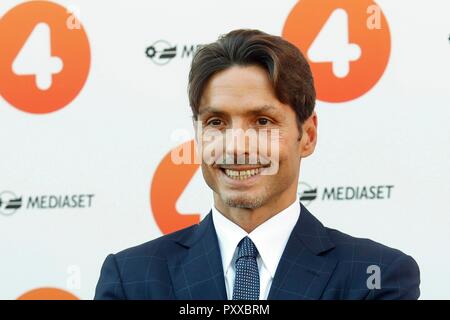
[94, 202, 420, 300]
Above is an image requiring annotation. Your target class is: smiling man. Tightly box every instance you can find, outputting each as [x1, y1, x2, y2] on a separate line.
[95, 29, 420, 300]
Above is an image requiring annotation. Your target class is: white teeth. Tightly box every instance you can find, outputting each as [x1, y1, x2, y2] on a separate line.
[224, 168, 261, 180]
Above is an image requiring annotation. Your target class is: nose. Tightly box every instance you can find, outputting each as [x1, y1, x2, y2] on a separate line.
[224, 121, 258, 165]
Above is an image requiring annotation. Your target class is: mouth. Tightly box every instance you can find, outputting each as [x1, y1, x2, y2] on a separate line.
[216, 164, 270, 181]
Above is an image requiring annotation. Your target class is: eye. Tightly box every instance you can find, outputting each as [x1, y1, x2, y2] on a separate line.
[257, 117, 272, 125]
[207, 118, 223, 126]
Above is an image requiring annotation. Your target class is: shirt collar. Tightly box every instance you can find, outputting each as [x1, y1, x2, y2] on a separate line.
[211, 196, 300, 278]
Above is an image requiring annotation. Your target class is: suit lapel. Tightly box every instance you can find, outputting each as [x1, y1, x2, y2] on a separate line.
[168, 212, 227, 300]
[268, 203, 338, 300]
[168, 203, 337, 300]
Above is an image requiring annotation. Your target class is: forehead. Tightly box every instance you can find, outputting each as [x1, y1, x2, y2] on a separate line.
[199, 65, 280, 114]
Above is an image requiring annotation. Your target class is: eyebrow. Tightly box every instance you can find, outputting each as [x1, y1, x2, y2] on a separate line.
[198, 104, 281, 117]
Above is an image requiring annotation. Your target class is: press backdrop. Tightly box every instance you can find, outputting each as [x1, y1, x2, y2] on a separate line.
[0, 0, 449, 299]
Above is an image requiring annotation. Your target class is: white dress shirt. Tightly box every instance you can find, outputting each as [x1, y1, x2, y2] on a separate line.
[211, 196, 301, 300]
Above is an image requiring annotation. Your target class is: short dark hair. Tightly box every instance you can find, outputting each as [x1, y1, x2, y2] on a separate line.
[188, 29, 316, 126]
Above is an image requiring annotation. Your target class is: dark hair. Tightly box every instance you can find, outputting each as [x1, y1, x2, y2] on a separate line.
[188, 29, 316, 126]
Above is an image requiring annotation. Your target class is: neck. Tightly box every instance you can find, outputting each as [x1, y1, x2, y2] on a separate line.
[213, 187, 298, 233]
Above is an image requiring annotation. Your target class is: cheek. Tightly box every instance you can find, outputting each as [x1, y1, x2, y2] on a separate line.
[277, 133, 301, 167]
[200, 131, 225, 165]
[201, 163, 215, 179]
[200, 164, 219, 192]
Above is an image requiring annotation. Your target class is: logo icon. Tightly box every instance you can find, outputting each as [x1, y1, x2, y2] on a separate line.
[283, 0, 391, 102]
[0, 191, 22, 216]
[145, 40, 177, 65]
[150, 140, 201, 234]
[297, 182, 318, 206]
[0, 1, 91, 114]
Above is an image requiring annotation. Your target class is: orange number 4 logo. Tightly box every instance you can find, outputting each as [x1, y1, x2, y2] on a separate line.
[0, 1, 90, 114]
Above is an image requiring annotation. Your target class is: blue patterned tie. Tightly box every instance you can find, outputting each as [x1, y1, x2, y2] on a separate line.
[232, 236, 260, 300]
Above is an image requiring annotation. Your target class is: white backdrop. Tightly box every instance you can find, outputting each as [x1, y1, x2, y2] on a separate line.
[0, 0, 449, 299]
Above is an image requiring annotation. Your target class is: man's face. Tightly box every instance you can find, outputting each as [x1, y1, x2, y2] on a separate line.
[196, 65, 314, 209]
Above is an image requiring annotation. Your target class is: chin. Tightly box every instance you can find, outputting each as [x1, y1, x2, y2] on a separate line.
[221, 193, 265, 209]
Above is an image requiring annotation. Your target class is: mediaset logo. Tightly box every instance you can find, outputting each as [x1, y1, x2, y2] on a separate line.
[298, 182, 394, 206]
[0, 190, 95, 217]
[145, 40, 203, 65]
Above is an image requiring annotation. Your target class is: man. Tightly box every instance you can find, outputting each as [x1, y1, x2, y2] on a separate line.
[95, 29, 420, 300]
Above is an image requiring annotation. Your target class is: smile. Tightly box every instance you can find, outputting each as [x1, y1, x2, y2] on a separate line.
[223, 168, 261, 180]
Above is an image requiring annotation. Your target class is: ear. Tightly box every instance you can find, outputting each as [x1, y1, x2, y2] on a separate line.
[299, 111, 318, 158]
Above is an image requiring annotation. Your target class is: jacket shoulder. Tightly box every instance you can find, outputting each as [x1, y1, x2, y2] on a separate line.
[325, 226, 410, 265]
[94, 223, 199, 299]
[114, 223, 198, 261]
[324, 227, 420, 299]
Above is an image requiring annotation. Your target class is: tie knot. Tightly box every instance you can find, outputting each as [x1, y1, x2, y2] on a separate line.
[237, 236, 258, 260]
